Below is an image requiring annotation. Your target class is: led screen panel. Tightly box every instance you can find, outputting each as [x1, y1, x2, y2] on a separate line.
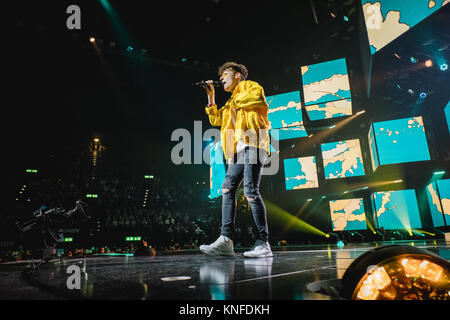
[361, 0, 449, 54]
[269, 125, 308, 141]
[372, 189, 422, 230]
[368, 124, 380, 172]
[301, 58, 351, 106]
[305, 99, 352, 121]
[425, 181, 445, 227]
[445, 101, 450, 134]
[284, 156, 319, 190]
[267, 91, 305, 129]
[209, 141, 226, 199]
[321, 139, 365, 179]
[436, 179, 450, 225]
[372, 116, 430, 165]
[329, 198, 368, 231]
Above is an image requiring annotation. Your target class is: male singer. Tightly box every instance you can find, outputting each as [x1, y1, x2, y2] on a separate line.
[199, 62, 272, 258]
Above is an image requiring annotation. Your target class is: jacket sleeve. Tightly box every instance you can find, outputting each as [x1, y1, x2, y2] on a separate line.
[204, 104, 223, 126]
[233, 82, 269, 110]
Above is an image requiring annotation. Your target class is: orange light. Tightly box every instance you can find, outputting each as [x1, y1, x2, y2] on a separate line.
[425, 59, 433, 67]
[89, 37, 96, 43]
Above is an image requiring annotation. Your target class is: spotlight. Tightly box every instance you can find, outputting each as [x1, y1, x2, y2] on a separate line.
[89, 37, 95, 43]
[343, 16, 349, 22]
[126, 46, 133, 53]
[419, 92, 427, 99]
[440, 63, 448, 71]
[341, 245, 450, 300]
[425, 59, 433, 67]
[409, 57, 417, 63]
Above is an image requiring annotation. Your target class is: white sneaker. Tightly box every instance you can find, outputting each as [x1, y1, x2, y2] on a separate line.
[199, 236, 235, 257]
[243, 240, 273, 258]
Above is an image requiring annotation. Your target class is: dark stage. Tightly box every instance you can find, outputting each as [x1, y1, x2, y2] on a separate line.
[1, 240, 448, 300]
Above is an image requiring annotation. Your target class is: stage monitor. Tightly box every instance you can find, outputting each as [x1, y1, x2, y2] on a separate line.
[321, 139, 365, 179]
[361, 0, 449, 54]
[371, 189, 422, 230]
[425, 181, 446, 227]
[283, 156, 319, 190]
[329, 198, 368, 231]
[371, 116, 431, 166]
[209, 141, 226, 199]
[301, 58, 352, 121]
[445, 101, 450, 134]
[436, 179, 450, 225]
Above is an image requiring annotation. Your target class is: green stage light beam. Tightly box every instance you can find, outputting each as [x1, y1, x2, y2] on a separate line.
[265, 200, 328, 237]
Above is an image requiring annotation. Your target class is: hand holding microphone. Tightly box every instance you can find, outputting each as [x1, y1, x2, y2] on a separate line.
[202, 80, 217, 106]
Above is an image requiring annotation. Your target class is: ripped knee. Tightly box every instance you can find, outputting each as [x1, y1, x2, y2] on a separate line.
[222, 188, 231, 194]
[246, 195, 257, 202]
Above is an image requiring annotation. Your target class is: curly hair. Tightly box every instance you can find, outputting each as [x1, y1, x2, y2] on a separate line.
[218, 62, 248, 81]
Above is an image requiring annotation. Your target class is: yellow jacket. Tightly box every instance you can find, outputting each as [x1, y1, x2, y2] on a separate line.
[205, 80, 270, 159]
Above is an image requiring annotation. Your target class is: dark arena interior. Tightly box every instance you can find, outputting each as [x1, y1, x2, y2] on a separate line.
[2, 0, 450, 314]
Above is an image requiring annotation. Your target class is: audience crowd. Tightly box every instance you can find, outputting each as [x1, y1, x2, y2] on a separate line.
[1, 167, 258, 262]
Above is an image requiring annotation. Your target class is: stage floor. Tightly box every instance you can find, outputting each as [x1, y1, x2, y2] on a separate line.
[1, 240, 449, 300]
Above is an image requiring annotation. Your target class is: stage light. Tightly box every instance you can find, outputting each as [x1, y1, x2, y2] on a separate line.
[343, 16, 349, 22]
[89, 37, 95, 43]
[419, 92, 427, 99]
[409, 57, 417, 63]
[181, 58, 187, 62]
[425, 59, 433, 67]
[337, 240, 345, 248]
[341, 245, 450, 300]
[440, 63, 448, 71]
[433, 170, 445, 175]
[356, 110, 366, 115]
[126, 46, 133, 53]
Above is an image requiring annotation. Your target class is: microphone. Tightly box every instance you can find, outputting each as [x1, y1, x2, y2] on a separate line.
[192, 80, 222, 87]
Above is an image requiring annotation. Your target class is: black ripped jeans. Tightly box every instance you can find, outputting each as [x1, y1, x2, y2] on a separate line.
[220, 146, 269, 242]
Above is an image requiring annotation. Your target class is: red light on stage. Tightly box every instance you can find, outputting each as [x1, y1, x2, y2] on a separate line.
[425, 59, 433, 67]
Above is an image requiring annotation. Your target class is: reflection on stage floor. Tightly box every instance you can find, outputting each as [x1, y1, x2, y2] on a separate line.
[0, 240, 449, 300]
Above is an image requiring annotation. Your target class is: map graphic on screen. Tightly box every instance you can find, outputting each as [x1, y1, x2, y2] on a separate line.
[300, 58, 352, 121]
[329, 198, 367, 231]
[372, 116, 430, 165]
[321, 139, 365, 179]
[361, 0, 449, 54]
[209, 141, 226, 199]
[368, 124, 380, 172]
[305, 99, 353, 121]
[436, 179, 450, 225]
[284, 156, 319, 190]
[371, 189, 422, 230]
[425, 181, 445, 227]
[269, 126, 308, 141]
[267, 91, 305, 129]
